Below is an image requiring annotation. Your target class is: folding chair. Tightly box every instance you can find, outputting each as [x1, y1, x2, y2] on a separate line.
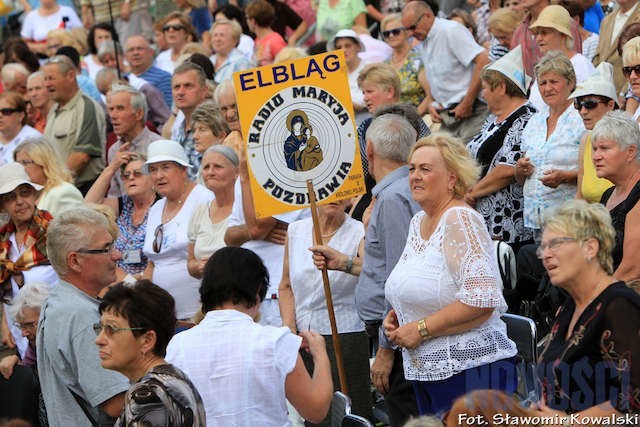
[501, 313, 540, 405]
[342, 413, 374, 427]
[331, 391, 352, 427]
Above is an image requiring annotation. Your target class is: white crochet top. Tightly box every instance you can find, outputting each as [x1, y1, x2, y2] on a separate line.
[385, 207, 517, 381]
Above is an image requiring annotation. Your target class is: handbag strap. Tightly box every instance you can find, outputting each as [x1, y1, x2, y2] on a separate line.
[67, 386, 99, 427]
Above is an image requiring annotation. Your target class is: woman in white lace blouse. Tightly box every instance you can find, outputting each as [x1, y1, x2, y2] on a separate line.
[383, 133, 517, 417]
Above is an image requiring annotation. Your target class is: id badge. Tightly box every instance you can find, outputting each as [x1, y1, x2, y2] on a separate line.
[122, 249, 142, 264]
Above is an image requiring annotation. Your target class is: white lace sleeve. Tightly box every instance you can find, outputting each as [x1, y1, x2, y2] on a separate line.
[443, 208, 504, 308]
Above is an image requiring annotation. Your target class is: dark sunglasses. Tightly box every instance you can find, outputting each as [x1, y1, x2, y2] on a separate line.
[153, 224, 164, 253]
[122, 170, 146, 180]
[622, 64, 640, 78]
[0, 108, 23, 116]
[382, 27, 405, 38]
[93, 322, 146, 337]
[162, 24, 185, 32]
[573, 98, 605, 111]
[406, 13, 425, 32]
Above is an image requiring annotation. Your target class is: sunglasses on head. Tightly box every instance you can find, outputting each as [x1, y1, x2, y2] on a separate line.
[162, 24, 185, 32]
[382, 27, 405, 38]
[573, 98, 605, 111]
[153, 224, 164, 253]
[0, 108, 23, 116]
[623, 64, 640, 78]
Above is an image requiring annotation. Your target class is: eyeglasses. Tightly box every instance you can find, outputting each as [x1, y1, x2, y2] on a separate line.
[573, 98, 606, 111]
[536, 236, 577, 258]
[407, 13, 425, 32]
[122, 170, 146, 180]
[0, 186, 36, 203]
[13, 321, 37, 330]
[153, 224, 164, 253]
[0, 108, 23, 116]
[76, 242, 115, 255]
[382, 27, 406, 39]
[622, 64, 640, 78]
[17, 160, 36, 167]
[93, 322, 146, 337]
[163, 24, 185, 32]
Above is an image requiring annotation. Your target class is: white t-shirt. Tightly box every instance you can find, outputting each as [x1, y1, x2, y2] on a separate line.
[143, 184, 214, 319]
[187, 201, 230, 261]
[155, 49, 177, 74]
[0, 125, 41, 166]
[20, 6, 82, 42]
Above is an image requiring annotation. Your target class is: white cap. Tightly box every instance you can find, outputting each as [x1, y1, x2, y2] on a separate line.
[145, 139, 191, 169]
[485, 46, 532, 95]
[569, 62, 618, 105]
[0, 162, 43, 195]
[328, 29, 365, 52]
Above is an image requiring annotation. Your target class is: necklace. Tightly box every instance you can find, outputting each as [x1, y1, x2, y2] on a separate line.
[321, 229, 339, 238]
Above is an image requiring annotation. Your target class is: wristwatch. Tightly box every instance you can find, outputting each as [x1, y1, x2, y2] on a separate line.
[417, 318, 432, 341]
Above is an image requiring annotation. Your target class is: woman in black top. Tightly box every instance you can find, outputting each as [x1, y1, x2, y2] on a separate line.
[535, 199, 640, 421]
[592, 111, 640, 285]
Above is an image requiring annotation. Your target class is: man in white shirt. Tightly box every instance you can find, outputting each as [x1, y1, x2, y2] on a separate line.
[402, 0, 489, 142]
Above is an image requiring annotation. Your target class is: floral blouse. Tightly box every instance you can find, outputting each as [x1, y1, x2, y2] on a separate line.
[114, 196, 153, 275]
[387, 50, 426, 109]
[538, 282, 640, 414]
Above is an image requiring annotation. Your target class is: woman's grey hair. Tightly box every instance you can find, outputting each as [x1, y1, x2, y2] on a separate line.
[191, 101, 230, 136]
[26, 70, 45, 84]
[7, 282, 50, 321]
[46, 208, 111, 276]
[109, 83, 149, 121]
[97, 40, 123, 58]
[534, 50, 576, 88]
[213, 79, 235, 105]
[365, 114, 417, 163]
[203, 144, 239, 167]
[591, 110, 640, 158]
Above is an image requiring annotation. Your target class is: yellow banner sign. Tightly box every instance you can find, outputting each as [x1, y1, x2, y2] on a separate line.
[233, 50, 366, 218]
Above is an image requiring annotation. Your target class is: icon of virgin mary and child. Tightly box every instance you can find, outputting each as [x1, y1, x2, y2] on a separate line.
[283, 110, 324, 172]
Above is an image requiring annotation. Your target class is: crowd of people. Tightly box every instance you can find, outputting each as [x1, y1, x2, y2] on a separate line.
[0, 0, 639, 424]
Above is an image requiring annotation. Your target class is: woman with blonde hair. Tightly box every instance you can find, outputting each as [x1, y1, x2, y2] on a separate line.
[487, 8, 520, 61]
[155, 12, 198, 73]
[209, 19, 253, 84]
[383, 132, 517, 416]
[44, 28, 81, 57]
[622, 36, 640, 121]
[13, 137, 84, 216]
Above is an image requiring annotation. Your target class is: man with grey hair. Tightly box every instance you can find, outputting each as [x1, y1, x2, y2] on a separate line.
[105, 83, 161, 197]
[0, 63, 29, 95]
[360, 114, 420, 425]
[37, 208, 128, 426]
[214, 79, 241, 133]
[43, 55, 106, 195]
[125, 35, 173, 107]
[26, 71, 53, 133]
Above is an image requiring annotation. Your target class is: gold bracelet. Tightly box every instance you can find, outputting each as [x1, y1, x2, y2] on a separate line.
[417, 318, 432, 341]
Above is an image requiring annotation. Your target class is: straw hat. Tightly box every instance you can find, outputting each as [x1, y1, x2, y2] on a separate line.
[328, 29, 365, 52]
[145, 140, 192, 168]
[529, 5, 573, 39]
[485, 45, 532, 95]
[569, 62, 619, 105]
[0, 162, 43, 196]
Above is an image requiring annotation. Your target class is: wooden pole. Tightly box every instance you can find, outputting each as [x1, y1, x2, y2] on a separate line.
[306, 180, 349, 395]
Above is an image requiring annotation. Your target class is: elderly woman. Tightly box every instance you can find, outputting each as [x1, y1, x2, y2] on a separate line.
[0, 163, 57, 362]
[85, 23, 117, 79]
[487, 8, 521, 62]
[622, 36, 640, 121]
[0, 92, 41, 166]
[209, 19, 253, 84]
[381, 14, 429, 115]
[570, 63, 616, 203]
[212, 5, 254, 60]
[279, 198, 371, 424]
[590, 111, 640, 285]
[187, 146, 238, 279]
[85, 153, 158, 280]
[142, 140, 213, 324]
[166, 247, 333, 425]
[466, 46, 536, 250]
[535, 199, 640, 420]
[515, 52, 585, 237]
[95, 281, 206, 425]
[14, 137, 84, 216]
[331, 30, 369, 124]
[383, 133, 517, 416]
[0, 281, 49, 380]
[155, 12, 198, 74]
[528, 5, 594, 112]
[191, 101, 230, 155]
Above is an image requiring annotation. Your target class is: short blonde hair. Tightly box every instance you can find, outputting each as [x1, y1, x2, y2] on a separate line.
[357, 63, 401, 101]
[542, 199, 615, 274]
[622, 36, 640, 66]
[211, 19, 242, 44]
[274, 47, 307, 63]
[409, 132, 480, 198]
[381, 13, 402, 31]
[488, 8, 520, 34]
